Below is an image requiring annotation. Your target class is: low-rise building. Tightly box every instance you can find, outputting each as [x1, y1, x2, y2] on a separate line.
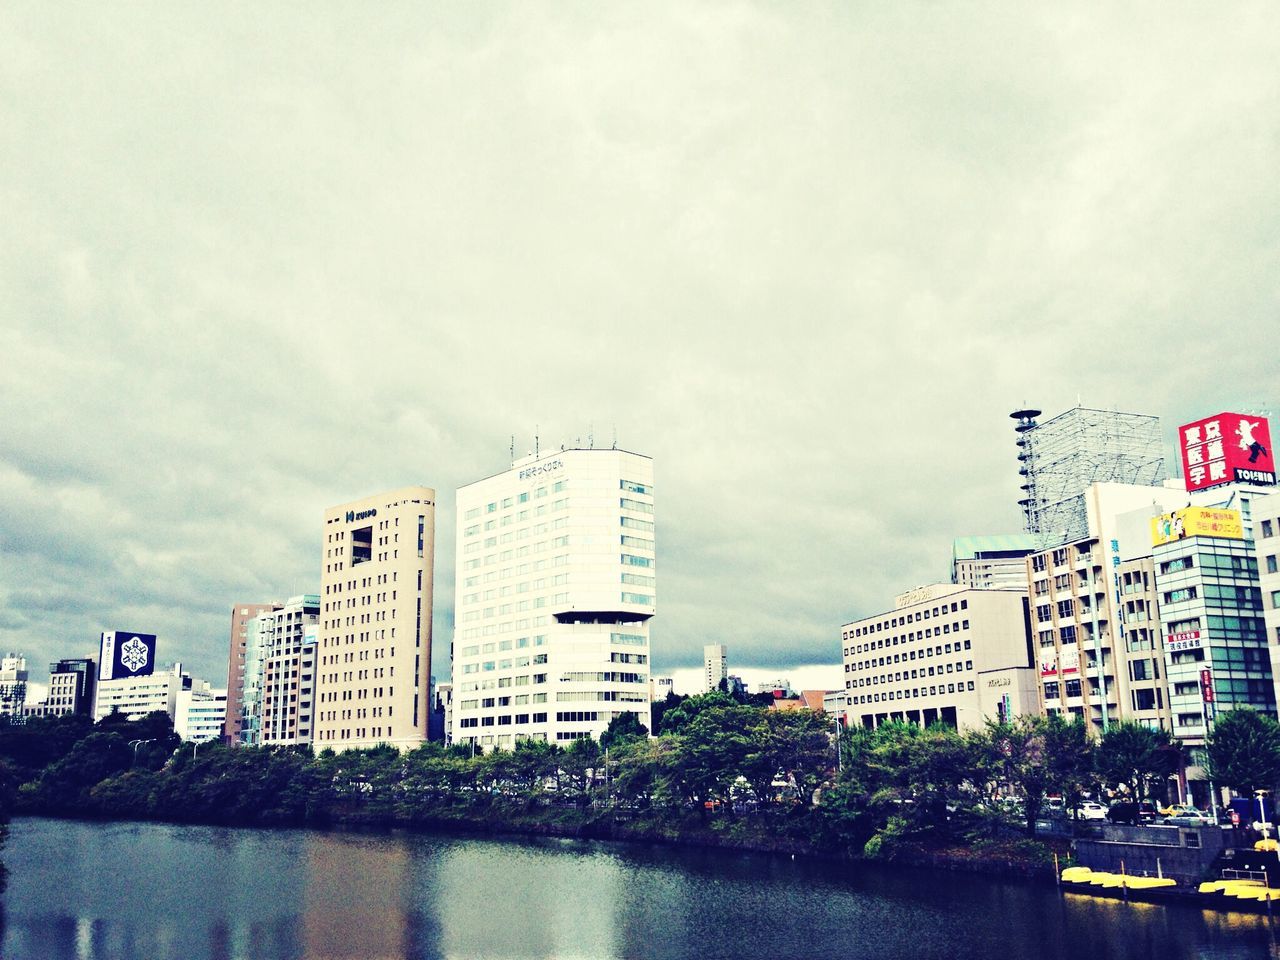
[951, 535, 1039, 590]
[175, 684, 228, 743]
[94, 663, 216, 725]
[841, 583, 1033, 731]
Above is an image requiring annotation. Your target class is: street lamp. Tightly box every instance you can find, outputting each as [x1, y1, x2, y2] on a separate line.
[128, 738, 156, 766]
[1256, 789, 1272, 840]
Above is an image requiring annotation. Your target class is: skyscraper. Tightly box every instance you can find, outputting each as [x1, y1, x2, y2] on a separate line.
[451, 447, 654, 750]
[703, 644, 727, 693]
[314, 486, 436, 752]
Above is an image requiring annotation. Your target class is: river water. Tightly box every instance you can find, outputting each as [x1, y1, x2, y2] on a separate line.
[3, 817, 1279, 959]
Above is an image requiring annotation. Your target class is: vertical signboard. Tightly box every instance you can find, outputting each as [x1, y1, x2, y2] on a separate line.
[1200, 667, 1215, 704]
[99, 631, 157, 681]
[1179, 413, 1276, 491]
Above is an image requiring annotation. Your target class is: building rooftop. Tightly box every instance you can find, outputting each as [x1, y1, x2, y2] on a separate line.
[951, 534, 1041, 561]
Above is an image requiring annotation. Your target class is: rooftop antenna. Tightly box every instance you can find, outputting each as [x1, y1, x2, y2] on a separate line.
[612, 424, 617, 450]
[589, 423, 594, 449]
[510, 435, 515, 466]
[535, 426, 540, 460]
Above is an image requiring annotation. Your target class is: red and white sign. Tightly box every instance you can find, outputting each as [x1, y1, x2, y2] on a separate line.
[1200, 668, 1215, 704]
[1166, 630, 1203, 653]
[1180, 413, 1276, 491]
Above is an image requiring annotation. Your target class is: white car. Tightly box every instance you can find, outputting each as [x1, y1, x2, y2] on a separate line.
[1075, 801, 1108, 820]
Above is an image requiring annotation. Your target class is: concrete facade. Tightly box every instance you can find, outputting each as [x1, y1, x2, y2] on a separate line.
[451, 448, 654, 750]
[841, 583, 1033, 731]
[315, 486, 436, 752]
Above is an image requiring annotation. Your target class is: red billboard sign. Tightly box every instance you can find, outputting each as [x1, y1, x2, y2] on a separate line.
[1200, 668, 1215, 704]
[1180, 413, 1276, 491]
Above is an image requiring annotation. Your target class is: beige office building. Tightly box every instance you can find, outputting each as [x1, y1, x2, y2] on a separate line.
[314, 486, 436, 752]
[841, 583, 1036, 731]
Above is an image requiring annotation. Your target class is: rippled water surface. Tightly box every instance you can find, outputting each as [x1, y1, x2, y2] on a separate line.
[4, 817, 1280, 959]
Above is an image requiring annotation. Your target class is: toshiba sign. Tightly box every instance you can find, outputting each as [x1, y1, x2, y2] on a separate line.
[1179, 413, 1275, 491]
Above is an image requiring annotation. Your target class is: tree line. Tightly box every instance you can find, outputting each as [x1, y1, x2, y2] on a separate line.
[2, 692, 1280, 865]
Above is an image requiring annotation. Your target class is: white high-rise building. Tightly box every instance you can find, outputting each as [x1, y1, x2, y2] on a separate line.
[451, 448, 654, 750]
[261, 597, 320, 746]
[175, 684, 228, 743]
[315, 486, 437, 752]
[0, 655, 29, 717]
[703, 644, 727, 693]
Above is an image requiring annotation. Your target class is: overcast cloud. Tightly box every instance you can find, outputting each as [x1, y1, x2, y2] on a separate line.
[2, 3, 1277, 691]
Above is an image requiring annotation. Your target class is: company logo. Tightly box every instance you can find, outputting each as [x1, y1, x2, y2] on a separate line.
[120, 636, 150, 674]
[346, 508, 378, 523]
[1180, 413, 1275, 492]
[519, 460, 563, 481]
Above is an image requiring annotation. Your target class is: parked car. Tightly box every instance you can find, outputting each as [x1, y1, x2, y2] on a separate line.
[1074, 801, 1108, 821]
[1107, 801, 1158, 825]
[1163, 807, 1215, 826]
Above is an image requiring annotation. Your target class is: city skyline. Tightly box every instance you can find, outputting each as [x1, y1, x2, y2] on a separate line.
[3, 5, 1279, 688]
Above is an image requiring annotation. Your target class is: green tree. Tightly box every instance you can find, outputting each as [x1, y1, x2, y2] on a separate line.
[1097, 721, 1178, 800]
[1206, 708, 1280, 795]
[600, 712, 648, 750]
[656, 691, 737, 735]
[976, 714, 1094, 835]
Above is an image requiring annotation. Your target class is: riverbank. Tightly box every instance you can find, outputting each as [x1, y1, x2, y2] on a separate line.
[23, 796, 1065, 883]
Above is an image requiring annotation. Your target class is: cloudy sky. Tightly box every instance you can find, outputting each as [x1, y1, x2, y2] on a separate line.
[2, 4, 1277, 694]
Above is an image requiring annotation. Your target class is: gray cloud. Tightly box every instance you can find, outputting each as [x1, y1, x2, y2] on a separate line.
[1, 3, 1277, 686]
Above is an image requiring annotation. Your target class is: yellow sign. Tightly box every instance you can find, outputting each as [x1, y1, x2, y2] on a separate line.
[1151, 507, 1244, 545]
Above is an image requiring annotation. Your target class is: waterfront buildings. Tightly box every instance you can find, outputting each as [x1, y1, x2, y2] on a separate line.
[0, 655, 29, 718]
[951, 535, 1039, 590]
[841, 583, 1035, 731]
[236, 610, 276, 746]
[703, 644, 727, 693]
[174, 683, 228, 743]
[44, 658, 96, 718]
[314, 486, 437, 752]
[450, 448, 655, 750]
[1026, 481, 1207, 733]
[225, 602, 282, 744]
[261, 596, 320, 746]
[94, 662, 214, 723]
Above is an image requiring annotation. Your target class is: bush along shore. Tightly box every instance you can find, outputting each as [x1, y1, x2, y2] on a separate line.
[6, 691, 1277, 879]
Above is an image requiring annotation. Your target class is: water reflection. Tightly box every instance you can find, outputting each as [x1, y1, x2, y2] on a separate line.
[4, 818, 1280, 959]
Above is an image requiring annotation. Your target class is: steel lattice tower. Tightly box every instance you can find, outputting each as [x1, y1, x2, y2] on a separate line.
[1011, 406, 1165, 547]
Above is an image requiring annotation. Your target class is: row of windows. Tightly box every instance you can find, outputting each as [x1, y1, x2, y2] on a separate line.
[848, 659, 973, 688]
[844, 621, 971, 657]
[845, 599, 970, 639]
[846, 640, 972, 670]
[851, 681, 974, 704]
[459, 712, 550, 728]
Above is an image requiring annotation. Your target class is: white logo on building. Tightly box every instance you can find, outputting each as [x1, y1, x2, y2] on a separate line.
[120, 636, 150, 673]
[1238, 419, 1259, 450]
